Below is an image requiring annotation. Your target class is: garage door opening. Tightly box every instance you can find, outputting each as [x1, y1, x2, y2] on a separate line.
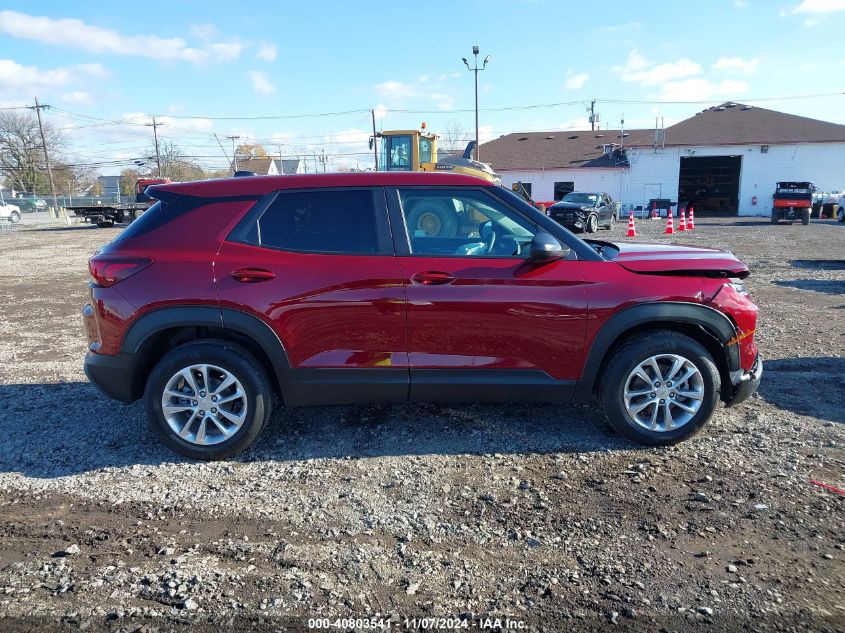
[678, 155, 741, 215]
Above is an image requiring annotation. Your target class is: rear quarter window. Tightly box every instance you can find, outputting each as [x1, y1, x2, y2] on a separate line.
[242, 189, 387, 255]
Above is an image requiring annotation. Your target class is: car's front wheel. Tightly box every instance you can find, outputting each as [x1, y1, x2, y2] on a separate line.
[144, 340, 274, 460]
[599, 330, 720, 445]
[585, 213, 599, 233]
[9, 212, 20, 224]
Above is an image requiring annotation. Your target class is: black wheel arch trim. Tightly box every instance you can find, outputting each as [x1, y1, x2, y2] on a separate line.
[120, 305, 292, 391]
[571, 301, 740, 404]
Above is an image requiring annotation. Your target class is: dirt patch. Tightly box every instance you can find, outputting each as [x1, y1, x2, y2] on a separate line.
[0, 218, 843, 632]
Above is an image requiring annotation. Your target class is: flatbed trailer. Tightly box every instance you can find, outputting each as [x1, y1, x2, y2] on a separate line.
[67, 203, 149, 228]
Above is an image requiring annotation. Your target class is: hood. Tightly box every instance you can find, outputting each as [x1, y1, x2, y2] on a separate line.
[550, 202, 590, 211]
[597, 241, 749, 278]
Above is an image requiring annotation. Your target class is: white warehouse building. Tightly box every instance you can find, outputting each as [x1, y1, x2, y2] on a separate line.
[481, 103, 845, 216]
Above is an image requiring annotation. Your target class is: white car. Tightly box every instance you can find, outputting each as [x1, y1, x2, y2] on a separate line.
[0, 200, 21, 223]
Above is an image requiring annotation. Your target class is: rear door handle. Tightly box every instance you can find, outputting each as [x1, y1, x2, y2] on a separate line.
[412, 271, 455, 285]
[231, 267, 275, 283]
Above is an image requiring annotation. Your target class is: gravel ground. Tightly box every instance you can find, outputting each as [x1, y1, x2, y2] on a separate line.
[0, 216, 843, 632]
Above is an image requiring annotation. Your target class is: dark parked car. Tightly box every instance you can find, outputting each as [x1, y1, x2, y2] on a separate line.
[548, 192, 618, 232]
[83, 172, 761, 460]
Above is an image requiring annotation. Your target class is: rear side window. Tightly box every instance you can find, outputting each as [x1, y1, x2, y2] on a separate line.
[252, 189, 383, 254]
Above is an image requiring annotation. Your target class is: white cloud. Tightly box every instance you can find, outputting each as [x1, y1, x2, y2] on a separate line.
[713, 56, 759, 74]
[247, 70, 275, 95]
[564, 70, 589, 90]
[0, 59, 105, 95]
[376, 80, 416, 99]
[660, 78, 748, 101]
[256, 41, 278, 61]
[785, 0, 845, 13]
[429, 92, 455, 110]
[189, 23, 217, 40]
[121, 112, 214, 132]
[557, 117, 592, 130]
[0, 10, 243, 64]
[616, 49, 700, 86]
[60, 91, 93, 105]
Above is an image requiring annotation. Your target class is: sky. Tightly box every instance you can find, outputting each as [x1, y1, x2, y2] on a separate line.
[1, 0, 844, 175]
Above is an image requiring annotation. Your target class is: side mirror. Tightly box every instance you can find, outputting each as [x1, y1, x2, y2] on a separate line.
[529, 232, 568, 262]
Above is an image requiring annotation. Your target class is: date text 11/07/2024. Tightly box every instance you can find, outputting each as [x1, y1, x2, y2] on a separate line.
[307, 616, 529, 630]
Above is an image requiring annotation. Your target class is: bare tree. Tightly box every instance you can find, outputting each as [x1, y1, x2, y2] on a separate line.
[439, 120, 470, 154]
[155, 140, 205, 182]
[53, 163, 97, 197]
[0, 110, 64, 194]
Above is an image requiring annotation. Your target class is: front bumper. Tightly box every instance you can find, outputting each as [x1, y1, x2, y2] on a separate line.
[84, 350, 141, 404]
[724, 354, 762, 407]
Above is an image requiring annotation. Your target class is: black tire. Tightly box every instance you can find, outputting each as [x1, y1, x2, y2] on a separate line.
[598, 330, 721, 446]
[770, 209, 779, 224]
[9, 212, 20, 224]
[585, 213, 599, 233]
[96, 220, 115, 228]
[406, 200, 458, 237]
[605, 213, 616, 230]
[838, 207, 844, 223]
[801, 207, 811, 225]
[144, 340, 274, 460]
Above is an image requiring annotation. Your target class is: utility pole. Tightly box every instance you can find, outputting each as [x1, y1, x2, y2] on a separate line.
[30, 97, 57, 219]
[588, 100, 597, 131]
[226, 136, 241, 172]
[145, 116, 162, 177]
[320, 148, 327, 173]
[371, 109, 379, 171]
[462, 46, 490, 161]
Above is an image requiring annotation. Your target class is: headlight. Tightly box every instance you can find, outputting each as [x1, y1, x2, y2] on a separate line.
[727, 281, 748, 295]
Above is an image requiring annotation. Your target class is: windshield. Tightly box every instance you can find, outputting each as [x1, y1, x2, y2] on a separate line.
[562, 192, 598, 204]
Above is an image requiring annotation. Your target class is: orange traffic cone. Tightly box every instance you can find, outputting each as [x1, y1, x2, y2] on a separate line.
[664, 212, 674, 235]
[651, 201, 659, 219]
[687, 206, 695, 230]
[626, 210, 637, 237]
[678, 210, 687, 232]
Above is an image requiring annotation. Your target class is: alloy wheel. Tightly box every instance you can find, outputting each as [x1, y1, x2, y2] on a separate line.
[622, 353, 704, 432]
[161, 364, 248, 445]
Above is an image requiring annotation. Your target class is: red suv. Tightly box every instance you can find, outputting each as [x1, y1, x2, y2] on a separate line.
[83, 172, 761, 459]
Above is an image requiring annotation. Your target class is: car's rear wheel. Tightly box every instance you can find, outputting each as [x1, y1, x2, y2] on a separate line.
[9, 212, 20, 224]
[586, 213, 599, 233]
[801, 207, 811, 225]
[604, 213, 616, 230]
[144, 340, 274, 460]
[838, 207, 845, 223]
[599, 330, 720, 445]
[770, 209, 779, 224]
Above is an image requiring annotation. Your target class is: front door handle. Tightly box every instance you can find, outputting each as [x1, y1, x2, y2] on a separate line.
[231, 267, 275, 283]
[412, 271, 455, 285]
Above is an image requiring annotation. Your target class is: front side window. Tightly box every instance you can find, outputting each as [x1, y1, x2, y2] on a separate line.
[399, 188, 536, 258]
[419, 137, 433, 164]
[380, 135, 413, 171]
[256, 190, 381, 254]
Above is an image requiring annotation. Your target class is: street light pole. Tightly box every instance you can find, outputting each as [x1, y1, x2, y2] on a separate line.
[462, 46, 490, 162]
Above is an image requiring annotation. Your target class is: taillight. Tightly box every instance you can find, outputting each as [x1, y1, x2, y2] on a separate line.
[88, 255, 151, 287]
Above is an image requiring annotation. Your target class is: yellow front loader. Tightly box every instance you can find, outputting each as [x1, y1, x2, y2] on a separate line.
[369, 126, 499, 183]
